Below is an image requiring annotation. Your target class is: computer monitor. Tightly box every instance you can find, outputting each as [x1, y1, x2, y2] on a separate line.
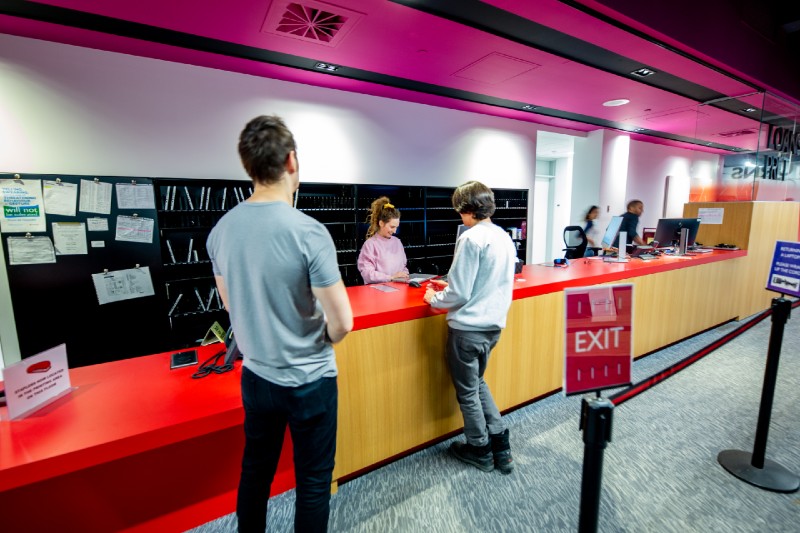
[456, 224, 469, 240]
[601, 216, 624, 249]
[652, 218, 701, 247]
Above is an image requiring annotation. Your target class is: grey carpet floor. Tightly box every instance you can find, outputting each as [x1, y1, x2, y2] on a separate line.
[190, 307, 800, 532]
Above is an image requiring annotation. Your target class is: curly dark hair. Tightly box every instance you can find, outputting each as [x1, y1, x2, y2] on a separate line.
[451, 181, 495, 220]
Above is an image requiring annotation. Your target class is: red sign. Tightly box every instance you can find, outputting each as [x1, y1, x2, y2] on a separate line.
[564, 284, 633, 395]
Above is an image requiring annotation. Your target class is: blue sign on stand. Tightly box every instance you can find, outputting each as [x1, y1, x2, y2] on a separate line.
[766, 240, 800, 298]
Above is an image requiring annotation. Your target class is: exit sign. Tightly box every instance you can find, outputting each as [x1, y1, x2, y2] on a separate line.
[564, 284, 633, 396]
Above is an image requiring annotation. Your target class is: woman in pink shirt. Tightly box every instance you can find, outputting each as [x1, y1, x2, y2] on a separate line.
[357, 197, 409, 284]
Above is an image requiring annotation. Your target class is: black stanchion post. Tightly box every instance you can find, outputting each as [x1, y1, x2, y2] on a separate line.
[578, 397, 614, 533]
[718, 297, 799, 493]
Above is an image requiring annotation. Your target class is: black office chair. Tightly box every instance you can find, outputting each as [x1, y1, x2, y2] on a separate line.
[563, 226, 587, 259]
[563, 226, 602, 259]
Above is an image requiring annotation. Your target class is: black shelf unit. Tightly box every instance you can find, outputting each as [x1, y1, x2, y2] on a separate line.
[154, 178, 252, 348]
[153, 179, 528, 348]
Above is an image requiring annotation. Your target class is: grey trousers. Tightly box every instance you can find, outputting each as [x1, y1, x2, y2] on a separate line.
[445, 327, 506, 447]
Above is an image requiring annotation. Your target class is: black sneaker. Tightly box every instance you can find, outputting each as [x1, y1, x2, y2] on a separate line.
[449, 441, 494, 472]
[490, 429, 514, 475]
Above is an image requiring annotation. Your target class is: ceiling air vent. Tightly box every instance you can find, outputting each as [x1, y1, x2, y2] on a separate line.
[262, 1, 363, 47]
[717, 129, 758, 138]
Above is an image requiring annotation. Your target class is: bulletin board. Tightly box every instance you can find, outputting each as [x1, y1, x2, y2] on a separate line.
[1, 173, 171, 368]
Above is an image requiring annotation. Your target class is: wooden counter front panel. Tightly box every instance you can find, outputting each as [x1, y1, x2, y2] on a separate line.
[334, 314, 459, 479]
[625, 258, 741, 356]
[491, 291, 564, 409]
[686, 201, 800, 318]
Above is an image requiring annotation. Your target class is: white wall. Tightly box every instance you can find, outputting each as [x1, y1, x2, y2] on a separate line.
[550, 157, 574, 260]
[0, 34, 547, 188]
[597, 130, 631, 235]
[626, 141, 720, 229]
[571, 132, 603, 225]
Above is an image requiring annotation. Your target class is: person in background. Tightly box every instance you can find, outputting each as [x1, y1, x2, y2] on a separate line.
[207, 115, 353, 533]
[357, 196, 409, 284]
[423, 181, 516, 475]
[583, 205, 600, 256]
[613, 199, 646, 247]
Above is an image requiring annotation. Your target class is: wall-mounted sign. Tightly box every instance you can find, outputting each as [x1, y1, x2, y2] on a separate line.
[564, 284, 633, 396]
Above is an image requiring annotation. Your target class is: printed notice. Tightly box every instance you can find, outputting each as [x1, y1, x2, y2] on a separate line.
[115, 215, 154, 244]
[52, 222, 88, 255]
[91, 240, 105, 248]
[92, 266, 156, 305]
[79, 179, 112, 215]
[7, 236, 57, 265]
[697, 207, 724, 225]
[116, 183, 155, 210]
[43, 180, 78, 217]
[766, 240, 800, 298]
[4, 344, 73, 420]
[0, 178, 46, 233]
[87, 217, 109, 232]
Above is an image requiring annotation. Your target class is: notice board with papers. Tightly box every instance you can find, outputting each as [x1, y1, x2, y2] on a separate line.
[0, 173, 171, 367]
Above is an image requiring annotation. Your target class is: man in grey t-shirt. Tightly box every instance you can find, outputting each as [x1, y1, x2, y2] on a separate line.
[207, 115, 353, 533]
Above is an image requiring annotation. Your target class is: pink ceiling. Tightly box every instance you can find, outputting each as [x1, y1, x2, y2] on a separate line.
[0, 0, 773, 153]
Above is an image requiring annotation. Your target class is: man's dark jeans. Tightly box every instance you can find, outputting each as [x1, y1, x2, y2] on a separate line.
[237, 366, 337, 533]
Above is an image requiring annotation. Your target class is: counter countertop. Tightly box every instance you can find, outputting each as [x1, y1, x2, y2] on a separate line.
[351, 249, 747, 330]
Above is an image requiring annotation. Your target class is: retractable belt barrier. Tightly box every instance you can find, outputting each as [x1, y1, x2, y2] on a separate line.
[608, 299, 799, 407]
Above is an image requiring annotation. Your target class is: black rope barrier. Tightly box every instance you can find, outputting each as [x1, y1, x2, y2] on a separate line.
[608, 298, 800, 407]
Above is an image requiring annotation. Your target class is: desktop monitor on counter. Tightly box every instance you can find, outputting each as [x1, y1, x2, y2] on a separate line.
[600, 216, 624, 249]
[653, 218, 702, 247]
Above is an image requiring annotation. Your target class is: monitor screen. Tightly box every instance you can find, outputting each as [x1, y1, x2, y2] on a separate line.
[601, 216, 624, 249]
[653, 218, 702, 247]
[456, 224, 469, 240]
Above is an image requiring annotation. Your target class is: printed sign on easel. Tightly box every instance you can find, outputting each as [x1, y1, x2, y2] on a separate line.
[3, 344, 73, 420]
[766, 240, 800, 298]
[564, 284, 633, 396]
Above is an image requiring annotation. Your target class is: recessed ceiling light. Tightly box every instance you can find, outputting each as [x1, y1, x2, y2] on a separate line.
[314, 62, 340, 72]
[742, 107, 757, 113]
[521, 105, 538, 111]
[603, 99, 630, 107]
[631, 68, 656, 77]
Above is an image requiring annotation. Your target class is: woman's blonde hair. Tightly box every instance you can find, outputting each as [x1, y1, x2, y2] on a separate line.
[366, 196, 400, 238]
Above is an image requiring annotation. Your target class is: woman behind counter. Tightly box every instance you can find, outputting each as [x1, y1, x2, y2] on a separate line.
[357, 197, 409, 284]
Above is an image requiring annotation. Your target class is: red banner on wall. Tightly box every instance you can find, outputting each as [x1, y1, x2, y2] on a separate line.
[563, 284, 633, 396]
